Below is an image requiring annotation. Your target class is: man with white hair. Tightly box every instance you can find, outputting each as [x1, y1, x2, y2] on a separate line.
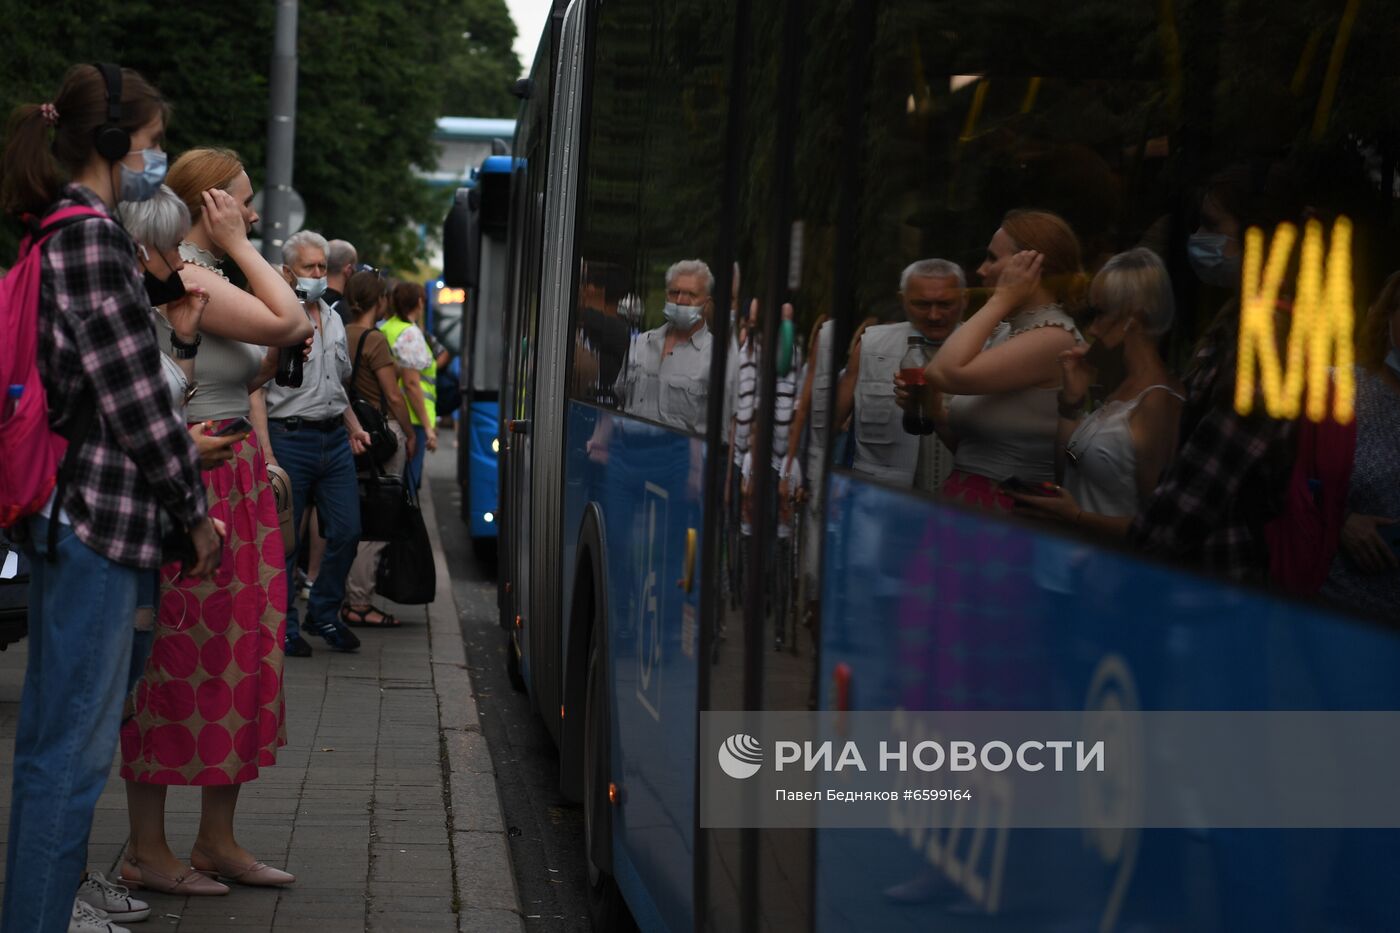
[622, 259, 714, 435]
[837, 258, 967, 489]
[260, 229, 371, 656]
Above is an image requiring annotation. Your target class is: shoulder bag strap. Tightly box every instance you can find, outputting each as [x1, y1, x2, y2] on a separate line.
[352, 327, 372, 384]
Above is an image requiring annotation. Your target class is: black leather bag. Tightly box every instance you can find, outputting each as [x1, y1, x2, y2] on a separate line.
[376, 491, 435, 604]
[358, 460, 411, 543]
[350, 329, 398, 468]
[158, 507, 199, 566]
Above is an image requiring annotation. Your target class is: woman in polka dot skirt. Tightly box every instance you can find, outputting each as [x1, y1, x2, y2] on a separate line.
[117, 149, 312, 895]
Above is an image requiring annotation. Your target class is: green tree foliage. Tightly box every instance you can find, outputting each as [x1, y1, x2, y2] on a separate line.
[439, 0, 523, 118]
[0, 0, 519, 268]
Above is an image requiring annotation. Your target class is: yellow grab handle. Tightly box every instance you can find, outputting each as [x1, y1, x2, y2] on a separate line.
[678, 527, 697, 593]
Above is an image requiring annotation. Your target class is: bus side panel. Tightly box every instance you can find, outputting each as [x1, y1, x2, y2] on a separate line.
[466, 399, 499, 539]
[815, 473, 1400, 933]
[563, 403, 699, 933]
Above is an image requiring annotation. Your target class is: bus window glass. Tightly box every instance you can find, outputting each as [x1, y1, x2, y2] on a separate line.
[807, 1, 1400, 929]
[832, 0, 1400, 612]
[572, 3, 730, 439]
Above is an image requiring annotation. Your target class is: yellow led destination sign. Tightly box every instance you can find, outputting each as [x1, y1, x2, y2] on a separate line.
[1235, 217, 1355, 423]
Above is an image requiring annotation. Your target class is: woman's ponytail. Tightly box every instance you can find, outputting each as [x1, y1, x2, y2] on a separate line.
[0, 103, 66, 216]
[1, 64, 168, 218]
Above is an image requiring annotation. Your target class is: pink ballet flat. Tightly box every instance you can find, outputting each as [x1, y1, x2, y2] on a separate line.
[190, 846, 296, 887]
[120, 856, 229, 896]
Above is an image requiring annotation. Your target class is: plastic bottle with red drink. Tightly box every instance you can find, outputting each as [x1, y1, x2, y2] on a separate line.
[899, 335, 935, 435]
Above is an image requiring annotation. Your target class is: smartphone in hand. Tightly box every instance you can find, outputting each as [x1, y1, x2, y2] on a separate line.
[210, 416, 253, 438]
[1000, 476, 1061, 497]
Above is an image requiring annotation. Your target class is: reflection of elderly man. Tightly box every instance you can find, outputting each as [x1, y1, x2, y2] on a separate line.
[622, 259, 714, 435]
[838, 258, 966, 490]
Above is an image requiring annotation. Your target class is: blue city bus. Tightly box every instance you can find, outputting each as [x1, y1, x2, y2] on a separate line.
[442, 155, 513, 549]
[499, 1, 1400, 931]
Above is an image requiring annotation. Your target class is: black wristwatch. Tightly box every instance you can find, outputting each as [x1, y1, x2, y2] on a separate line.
[170, 331, 201, 360]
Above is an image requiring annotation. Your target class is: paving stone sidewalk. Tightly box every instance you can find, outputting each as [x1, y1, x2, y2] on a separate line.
[0, 482, 522, 932]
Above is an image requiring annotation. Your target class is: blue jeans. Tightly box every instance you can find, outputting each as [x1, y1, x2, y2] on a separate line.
[406, 425, 428, 493]
[126, 571, 159, 695]
[4, 516, 139, 933]
[268, 423, 362, 642]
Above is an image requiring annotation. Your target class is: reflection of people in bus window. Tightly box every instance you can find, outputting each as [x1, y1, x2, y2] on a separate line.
[1128, 168, 1299, 584]
[721, 298, 757, 613]
[1188, 169, 1248, 289]
[840, 259, 965, 490]
[621, 259, 713, 434]
[924, 210, 1085, 509]
[1322, 273, 1400, 617]
[575, 262, 631, 406]
[1007, 249, 1184, 533]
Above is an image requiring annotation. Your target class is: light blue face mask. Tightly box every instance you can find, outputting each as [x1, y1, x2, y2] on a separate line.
[118, 148, 168, 203]
[1188, 232, 1241, 289]
[297, 275, 328, 303]
[663, 301, 703, 330]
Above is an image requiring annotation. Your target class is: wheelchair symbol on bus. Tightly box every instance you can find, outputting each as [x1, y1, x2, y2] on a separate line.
[636, 482, 667, 721]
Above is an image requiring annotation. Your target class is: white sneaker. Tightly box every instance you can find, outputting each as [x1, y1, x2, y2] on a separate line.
[69, 898, 130, 933]
[76, 872, 150, 922]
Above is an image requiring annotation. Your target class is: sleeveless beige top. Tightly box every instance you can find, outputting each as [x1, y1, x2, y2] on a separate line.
[945, 304, 1081, 484]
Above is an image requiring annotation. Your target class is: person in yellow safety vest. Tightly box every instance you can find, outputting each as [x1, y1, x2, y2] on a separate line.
[381, 281, 438, 491]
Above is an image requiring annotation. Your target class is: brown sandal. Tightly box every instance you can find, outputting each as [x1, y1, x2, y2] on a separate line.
[340, 605, 401, 628]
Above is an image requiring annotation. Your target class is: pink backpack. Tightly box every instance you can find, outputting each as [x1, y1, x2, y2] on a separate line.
[1264, 403, 1358, 596]
[0, 206, 105, 528]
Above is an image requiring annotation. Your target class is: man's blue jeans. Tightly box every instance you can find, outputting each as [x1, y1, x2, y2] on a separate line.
[3, 516, 138, 933]
[269, 422, 362, 642]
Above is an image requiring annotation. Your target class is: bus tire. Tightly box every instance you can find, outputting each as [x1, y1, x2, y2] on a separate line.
[583, 625, 630, 931]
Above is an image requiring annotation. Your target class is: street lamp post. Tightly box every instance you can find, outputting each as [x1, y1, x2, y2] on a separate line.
[262, 0, 298, 263]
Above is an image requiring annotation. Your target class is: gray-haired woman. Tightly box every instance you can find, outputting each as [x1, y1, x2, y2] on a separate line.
[117, 185, 239, 699]
[1008, 248, 1185, 535]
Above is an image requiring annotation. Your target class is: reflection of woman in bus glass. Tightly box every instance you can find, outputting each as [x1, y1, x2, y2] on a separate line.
[1129, 165, 1299, 583]
[1007, 249, 1184, 533]
[923, 209, 1086, 510]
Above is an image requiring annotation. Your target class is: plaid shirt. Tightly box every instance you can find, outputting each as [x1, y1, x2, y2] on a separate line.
[35, 185, 205, 568]
[1129, 326, 1295, 582]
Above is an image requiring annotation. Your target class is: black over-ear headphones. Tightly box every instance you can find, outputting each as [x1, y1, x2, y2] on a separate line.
[93, 62, 130, 162]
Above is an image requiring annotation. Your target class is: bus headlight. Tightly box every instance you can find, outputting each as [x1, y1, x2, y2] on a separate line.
[491, 437, 500, 453]
[484, 512, 495, 523]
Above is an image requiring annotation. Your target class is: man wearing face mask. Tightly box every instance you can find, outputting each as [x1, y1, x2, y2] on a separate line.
[855, 259, 967, 490]
[262, 229, 371, 655]
[621, 259, 715, 435]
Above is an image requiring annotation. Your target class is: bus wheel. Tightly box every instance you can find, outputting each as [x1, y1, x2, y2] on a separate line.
[583, 625, 630, 931]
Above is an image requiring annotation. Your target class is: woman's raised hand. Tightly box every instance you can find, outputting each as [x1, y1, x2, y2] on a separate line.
[163, 285, 209, 342]
[995, 249, 1044, 309]
[201, 188, 248, 254]
[1057, 342, 1093, 408]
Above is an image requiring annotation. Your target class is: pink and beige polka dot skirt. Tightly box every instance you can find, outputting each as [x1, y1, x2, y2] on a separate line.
[121, 429, 288, 785]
